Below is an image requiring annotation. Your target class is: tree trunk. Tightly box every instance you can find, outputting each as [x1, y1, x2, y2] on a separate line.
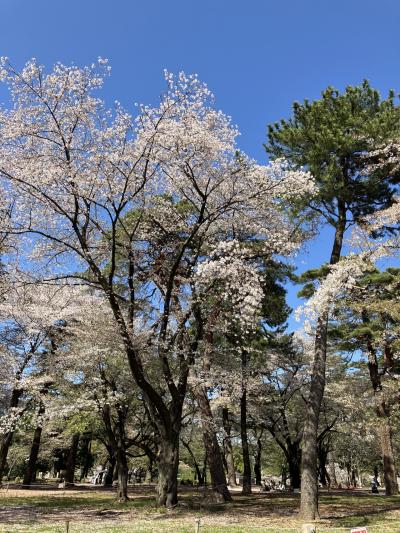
[0, 432, 14, 484]
[222, 407, 237, 486]
[116, 447, 129, 501]
[300, 206, 346, 520]
[363, 314, 399, 496]
[328, 452, 337, 487]
[254, 436, 262, 486]
[201, 452, 207, 486]
[23, 408, 44, 486]
[318, 446, 330, 488]
[240, 389, 252, 494]
[104, 453, 116, 486]
[181, 439, 204, 486]
[281, 463, 288, 486]
[288, 451, 301, 490]
[145, 455, 157, 483]
[79, 434, 92, 481]
[23, 385, 51, 487]
[300, 314, 327, 518]
[240, 350, 252, 495]
[377, 400, 398, 495]
[157, 433, 179, 507]
[195, 388, 232, 502]
[65, 433, 80, 485]
[0, 387, 24, 483]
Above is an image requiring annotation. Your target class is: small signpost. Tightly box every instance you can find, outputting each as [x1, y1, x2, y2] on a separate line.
[350, 528, 367, 533]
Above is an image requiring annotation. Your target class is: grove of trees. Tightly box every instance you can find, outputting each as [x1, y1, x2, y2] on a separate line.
[1, 58, 400, 521]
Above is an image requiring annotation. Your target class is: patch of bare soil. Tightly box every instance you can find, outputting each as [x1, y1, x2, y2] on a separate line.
[0, 486, 399, 530]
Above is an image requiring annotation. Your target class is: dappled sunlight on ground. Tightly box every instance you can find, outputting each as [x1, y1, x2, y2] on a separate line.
[0, 485, 400, 532]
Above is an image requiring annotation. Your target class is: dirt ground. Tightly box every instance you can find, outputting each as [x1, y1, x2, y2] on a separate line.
[0, 484, 399, 532]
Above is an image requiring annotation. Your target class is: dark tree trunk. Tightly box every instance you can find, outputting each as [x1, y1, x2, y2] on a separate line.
[52, 448, 65, 479]
[0, 388, 23, 483]
[195, 388, 232, 502]
[318, 445, 330, 487]
[79, 434, 92, 481]
[300, 205, 346, 520]
[240, 350, 252, 495]
[23, 386, 51, 487]
[23, 403, 45, 486]
[0, 432, 14, 484]
[254, 436, 262, 486]
[116, 447, 129, 501]
[201, 452, 207, 486]
[240, 390, 252, 494]
[288, 448, 301, 490]
[65, 433, 80, 485]
[157, 432, 179, 507]
[103, 261, 194, 508]
[104, 453, 116, 486]
[181, 439, 204, 486]
[222, 407, 237, 486]
[23, 424, 43, 486]
[197, 465, 205, 486]
[267, 410, 301, 490]
[100, 397, 139, 501]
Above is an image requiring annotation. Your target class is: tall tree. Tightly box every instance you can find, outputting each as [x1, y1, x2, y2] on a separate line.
[0, 59, 313, 505]
[266, 81, 400, 519]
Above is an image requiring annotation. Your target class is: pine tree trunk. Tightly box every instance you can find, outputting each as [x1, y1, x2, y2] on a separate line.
[157, 433, 179, 507]
[222, 407, 237, 486]
[300, 315, 327, 518]
[300, 205, 345, 520]
[65, 433, 80, 485]
[195, 388, 232, 502]
[377, 399, 398, 495]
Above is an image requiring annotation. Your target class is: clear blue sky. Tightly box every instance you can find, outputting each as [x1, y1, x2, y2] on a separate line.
[1, 0, 400, 328]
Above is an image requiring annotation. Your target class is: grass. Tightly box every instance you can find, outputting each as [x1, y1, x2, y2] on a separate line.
[1, 486, 400, 532]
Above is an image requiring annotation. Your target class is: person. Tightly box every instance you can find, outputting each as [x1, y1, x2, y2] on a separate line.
[371, 477, 379, 493]
[262, 479, 271, 492]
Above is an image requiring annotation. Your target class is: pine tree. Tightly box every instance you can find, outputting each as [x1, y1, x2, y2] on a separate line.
[266, 81, 400, 519]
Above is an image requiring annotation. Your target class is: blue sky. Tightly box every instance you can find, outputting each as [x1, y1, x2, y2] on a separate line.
[1, 0, 400, 328]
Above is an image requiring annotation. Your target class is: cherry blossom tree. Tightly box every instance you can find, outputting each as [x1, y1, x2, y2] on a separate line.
[51, 290, 157, 500]
[0, 58, 314, 505]
[0, 281, 74, 482]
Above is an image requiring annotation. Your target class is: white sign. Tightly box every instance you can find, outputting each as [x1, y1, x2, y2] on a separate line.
[350, 528, 367, 533]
